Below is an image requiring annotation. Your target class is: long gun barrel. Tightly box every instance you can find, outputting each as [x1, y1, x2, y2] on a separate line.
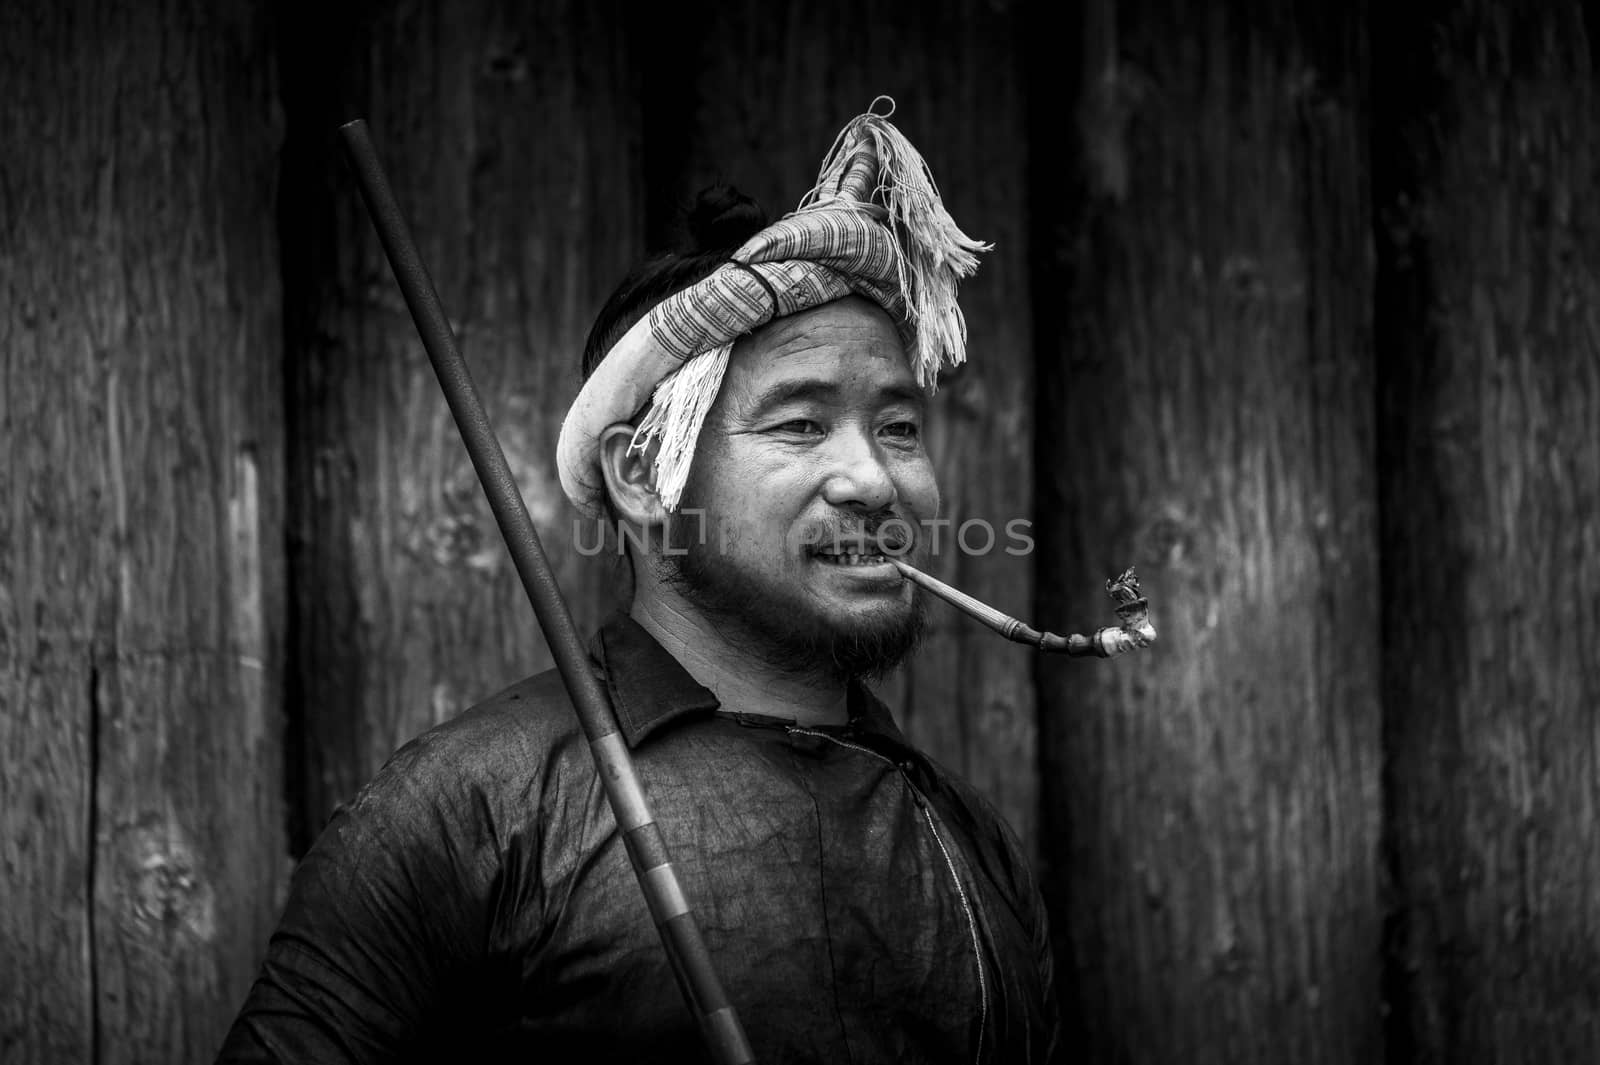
[338, 119, 755, 1065]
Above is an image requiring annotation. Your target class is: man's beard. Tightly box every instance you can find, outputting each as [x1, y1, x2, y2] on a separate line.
[658, 513, 928, 682]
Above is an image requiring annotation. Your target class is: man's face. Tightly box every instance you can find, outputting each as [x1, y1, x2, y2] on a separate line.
[662, 296, 939, 678]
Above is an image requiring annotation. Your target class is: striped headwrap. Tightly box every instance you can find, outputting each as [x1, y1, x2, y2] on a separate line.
[557, 98, 989, 516]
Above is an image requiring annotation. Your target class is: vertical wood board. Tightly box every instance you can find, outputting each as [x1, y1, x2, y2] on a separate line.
[280, 0, 645, 838]
[1034, 1, 1383, 1060]
[0, 1, 286, 1062]
[1375, 2, 1600, 1060]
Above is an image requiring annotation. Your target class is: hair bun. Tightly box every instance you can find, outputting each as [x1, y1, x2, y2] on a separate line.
[685, 184, 768, 254]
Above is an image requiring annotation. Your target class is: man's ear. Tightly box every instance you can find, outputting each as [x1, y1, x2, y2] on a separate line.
[597, 424, 669, 527]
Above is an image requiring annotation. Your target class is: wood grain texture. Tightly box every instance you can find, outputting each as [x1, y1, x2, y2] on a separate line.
[635, 0, 1039, 852]
[1033, 0, 1383, 1060]
[0, 1, 285, 1062]
[0, 9, 99, 1044]
[1375, 2, 1600, 1061]
[280, 0, 643, 841]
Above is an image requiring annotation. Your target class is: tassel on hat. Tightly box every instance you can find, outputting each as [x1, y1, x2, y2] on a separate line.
[799, 96, 992, 388]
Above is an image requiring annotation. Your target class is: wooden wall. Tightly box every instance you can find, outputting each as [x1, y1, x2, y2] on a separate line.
[1, 1, 285, 1062]
[1, 2, 1597, 1063]
[1033, 1, 1383, 1061]
[276, 0, 641, 851]
[1375, 1, 1600, 1060]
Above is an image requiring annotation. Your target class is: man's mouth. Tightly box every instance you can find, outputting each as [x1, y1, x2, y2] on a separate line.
[813, 546, 892, 567]
[809, 532, 910, 568]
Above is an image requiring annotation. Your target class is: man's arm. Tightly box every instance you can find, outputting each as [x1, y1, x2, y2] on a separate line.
[216, 734, 502, 1063]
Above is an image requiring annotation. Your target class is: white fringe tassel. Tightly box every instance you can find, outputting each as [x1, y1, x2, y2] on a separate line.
[628, 341, 733, 511]
[799, 96, 992, 387]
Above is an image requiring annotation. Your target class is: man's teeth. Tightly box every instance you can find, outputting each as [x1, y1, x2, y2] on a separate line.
[817, 550, 888, 565]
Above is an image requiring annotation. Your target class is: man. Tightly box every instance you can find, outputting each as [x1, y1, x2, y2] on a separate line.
[219, 103, 1061, 1063]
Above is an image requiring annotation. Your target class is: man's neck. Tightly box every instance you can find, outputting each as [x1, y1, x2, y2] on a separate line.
[629, 589, 850, 729]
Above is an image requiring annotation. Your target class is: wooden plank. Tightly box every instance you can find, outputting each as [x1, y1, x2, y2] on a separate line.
[635, 0, 1039, 850]
[0, 5, 106, 1054]
[1374, 2, 1600, 1060]
[279, 0, 645, 839]
[0, 2, 98, 1024]
[0, 1, 285, 1062]
[1033, 0, 1383, 1060]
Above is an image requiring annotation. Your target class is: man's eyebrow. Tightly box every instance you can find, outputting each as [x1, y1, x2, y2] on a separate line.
[745, 380, 840, 412]
[877, 382, 926, 409]
[745, 378, 925, 413]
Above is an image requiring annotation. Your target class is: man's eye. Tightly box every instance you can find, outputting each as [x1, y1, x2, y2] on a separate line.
[773, 419, 824, 435]
[881, 421, 920, 440]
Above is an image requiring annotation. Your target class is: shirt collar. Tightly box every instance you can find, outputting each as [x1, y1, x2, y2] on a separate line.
[842, 682, 911, 749]
[590, 611, 911, 751]
[592, 612, 721, 748]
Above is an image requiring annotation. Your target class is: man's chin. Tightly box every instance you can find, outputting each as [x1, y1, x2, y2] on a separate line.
[782, 591, 927, 680]
[662, 550, 926, 680]
[815, 610, 927, 680]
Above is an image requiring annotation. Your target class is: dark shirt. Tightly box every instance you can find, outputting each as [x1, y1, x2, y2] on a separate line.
[218, 614, 1061, 1063]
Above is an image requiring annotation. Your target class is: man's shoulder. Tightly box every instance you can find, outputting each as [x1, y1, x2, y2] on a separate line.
[448, 666, 585, 745]
[908, 743, 1041, 898]
[423, 665, 590, 767]
[917, 749, 1019, 839]
[344, 666, 590, 822]
[852, 684, 1027, 855]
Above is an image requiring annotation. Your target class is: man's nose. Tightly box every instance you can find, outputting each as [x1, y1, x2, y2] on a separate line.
[821, 427, 896, 511]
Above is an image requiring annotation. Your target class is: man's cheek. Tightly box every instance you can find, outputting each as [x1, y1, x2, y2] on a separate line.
[900, 470, 940, 527]
[787, 522, 827, 558]
[892, 452, 938, 498]
[710, 516, 792, 564]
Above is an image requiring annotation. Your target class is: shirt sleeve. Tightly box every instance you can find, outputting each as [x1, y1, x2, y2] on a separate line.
[215, 733, 507, 1064]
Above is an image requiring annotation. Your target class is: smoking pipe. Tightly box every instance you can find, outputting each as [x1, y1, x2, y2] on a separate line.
[890, 559, 1156, 658]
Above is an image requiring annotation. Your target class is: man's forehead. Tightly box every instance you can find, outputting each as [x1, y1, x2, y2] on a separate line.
[726, 297, 913, 386]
